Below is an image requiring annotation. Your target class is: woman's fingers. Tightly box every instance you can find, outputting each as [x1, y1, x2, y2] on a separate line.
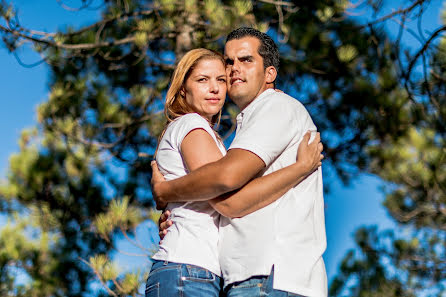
[302, 131, 311, 144]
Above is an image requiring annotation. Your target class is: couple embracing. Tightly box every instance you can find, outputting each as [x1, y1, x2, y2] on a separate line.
[147, 27, 327, 297]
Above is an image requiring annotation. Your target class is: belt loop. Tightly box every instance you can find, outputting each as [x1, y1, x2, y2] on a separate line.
[265, 265, 275, 290]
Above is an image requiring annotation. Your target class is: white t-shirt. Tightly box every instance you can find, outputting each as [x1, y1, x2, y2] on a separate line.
[219, 89, 327, 296]
[152, 113, 226, 276]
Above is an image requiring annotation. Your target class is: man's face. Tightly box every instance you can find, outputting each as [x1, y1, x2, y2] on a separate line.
[224, 37, 269, 110]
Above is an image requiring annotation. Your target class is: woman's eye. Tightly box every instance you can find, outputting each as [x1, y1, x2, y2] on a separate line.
[197, 78, 206, 82]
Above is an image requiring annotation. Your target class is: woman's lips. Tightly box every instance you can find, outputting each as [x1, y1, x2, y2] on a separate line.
[206, 97, 221, 103]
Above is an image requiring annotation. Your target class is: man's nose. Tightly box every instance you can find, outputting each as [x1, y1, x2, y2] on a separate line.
[231, 60, 240, 73]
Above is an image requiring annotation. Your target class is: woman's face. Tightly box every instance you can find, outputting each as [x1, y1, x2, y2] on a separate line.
[183, 58, 226, 122]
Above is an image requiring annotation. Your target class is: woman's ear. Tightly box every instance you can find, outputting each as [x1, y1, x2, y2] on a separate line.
[180, 87, 185, 98]
[265, 66, 277, 84]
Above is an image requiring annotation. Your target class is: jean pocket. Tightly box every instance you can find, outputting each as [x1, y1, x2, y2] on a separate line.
[145, 283, 159, 297]
[182, 265, 216, 282]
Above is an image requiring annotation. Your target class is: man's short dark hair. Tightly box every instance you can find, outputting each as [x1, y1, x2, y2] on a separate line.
[226, 27, 280, 72]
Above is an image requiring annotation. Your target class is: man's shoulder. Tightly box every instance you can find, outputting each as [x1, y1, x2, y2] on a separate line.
[262, 90, 308, 113]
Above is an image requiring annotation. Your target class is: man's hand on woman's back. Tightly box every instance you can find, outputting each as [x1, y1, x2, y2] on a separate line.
[158, 210, 172, 240]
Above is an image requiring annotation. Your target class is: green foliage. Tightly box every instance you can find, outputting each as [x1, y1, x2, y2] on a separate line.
[0, 0, 444, 296]
[330, 226, 445, 297]
[329, 4, 446, 294]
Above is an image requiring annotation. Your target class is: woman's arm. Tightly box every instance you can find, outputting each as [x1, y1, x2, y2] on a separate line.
[177, 129, 322, 218]
[209, 131, 323, 218]
[156, 129, 322, 236]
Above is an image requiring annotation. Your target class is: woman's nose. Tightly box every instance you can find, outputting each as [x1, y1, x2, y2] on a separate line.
[209, 80, 219, 93]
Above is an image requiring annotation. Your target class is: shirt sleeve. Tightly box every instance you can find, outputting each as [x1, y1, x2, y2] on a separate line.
[229, 94, 306, 167]
[173, 113, 217, 150]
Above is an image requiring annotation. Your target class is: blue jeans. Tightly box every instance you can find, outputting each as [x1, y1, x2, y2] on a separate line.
[145, 260, 223, 297]
[225, 267, 305, 297]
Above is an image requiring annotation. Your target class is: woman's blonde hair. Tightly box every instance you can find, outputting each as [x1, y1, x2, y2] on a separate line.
[155, 49, 225, 156]
[164, 48, 225, 127]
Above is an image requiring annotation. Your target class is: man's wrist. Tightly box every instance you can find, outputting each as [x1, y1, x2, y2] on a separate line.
[153, 182, 166, 209]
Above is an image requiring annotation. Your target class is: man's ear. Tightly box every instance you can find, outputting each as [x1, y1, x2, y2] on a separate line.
[265, 66, 277, 84]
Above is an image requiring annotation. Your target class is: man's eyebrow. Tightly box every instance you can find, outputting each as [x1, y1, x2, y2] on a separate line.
[238, 55, 254, 61]
[225, 55, 253, 64]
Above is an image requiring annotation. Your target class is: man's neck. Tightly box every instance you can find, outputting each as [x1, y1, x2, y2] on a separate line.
[238, 86, 274, 111]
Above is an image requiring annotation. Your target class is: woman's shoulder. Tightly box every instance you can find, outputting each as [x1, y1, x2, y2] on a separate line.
[178, 112, 208, 122]
[170, 113, 210, 129]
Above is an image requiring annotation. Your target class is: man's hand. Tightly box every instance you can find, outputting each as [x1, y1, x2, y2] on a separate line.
[151, 161, 167, 210]
[158, 210, 172, 240]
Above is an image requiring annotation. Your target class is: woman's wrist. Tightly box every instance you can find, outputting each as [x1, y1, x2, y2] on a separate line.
[293, 160, 308, 175]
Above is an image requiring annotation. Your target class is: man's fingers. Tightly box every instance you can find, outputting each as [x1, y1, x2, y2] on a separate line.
[158, 210, 171, 226]
[151, 161, 164, 180]
[159, 229, 167, 240]
[160, 220, 173, 231]
[161, 210, 170, 221]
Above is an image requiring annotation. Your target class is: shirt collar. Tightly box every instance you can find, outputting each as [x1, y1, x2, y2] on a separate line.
[237, 88, 276, 120]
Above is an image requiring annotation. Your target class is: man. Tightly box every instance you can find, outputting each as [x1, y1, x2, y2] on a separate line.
[151, 27, 327, 297]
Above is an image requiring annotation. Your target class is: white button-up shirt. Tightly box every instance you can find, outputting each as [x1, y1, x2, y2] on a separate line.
[153, 113, 226, 276]
[219, 89, 327, 296]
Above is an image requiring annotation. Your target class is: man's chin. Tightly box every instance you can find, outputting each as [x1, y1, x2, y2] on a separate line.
[228, 89, 245, 100]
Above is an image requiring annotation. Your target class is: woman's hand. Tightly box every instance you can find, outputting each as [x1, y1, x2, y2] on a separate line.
[296, 131, 324, 175]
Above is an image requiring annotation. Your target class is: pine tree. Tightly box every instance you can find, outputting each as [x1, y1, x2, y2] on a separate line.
[0, 0, 444, 296]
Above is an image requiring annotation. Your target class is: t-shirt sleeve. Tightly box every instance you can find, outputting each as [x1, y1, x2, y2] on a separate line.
[173, 113, 217, 150]
[229, 95, 303, 167]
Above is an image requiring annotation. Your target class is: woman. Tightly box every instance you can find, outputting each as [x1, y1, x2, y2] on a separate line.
[145, 48, 323, 297]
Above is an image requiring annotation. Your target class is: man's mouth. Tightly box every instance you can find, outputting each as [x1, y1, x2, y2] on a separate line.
[231, 78, 245, 85]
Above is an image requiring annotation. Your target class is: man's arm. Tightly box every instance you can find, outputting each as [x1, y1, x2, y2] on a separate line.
[151, 142, 265, 209]
[209, 132, 323, 218]
[154, 130, 322, 219]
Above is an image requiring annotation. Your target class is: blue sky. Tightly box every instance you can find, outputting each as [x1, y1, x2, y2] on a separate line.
[0, 0, 443, 287]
